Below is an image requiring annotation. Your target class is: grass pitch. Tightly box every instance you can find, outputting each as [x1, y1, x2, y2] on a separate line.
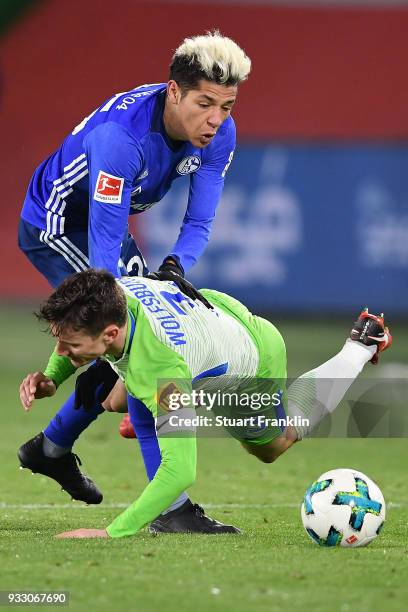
[1, 306, 407, 611]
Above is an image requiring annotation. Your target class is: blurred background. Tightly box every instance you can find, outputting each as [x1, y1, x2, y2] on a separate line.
[1, 7, 407, 604]
[1, 0, 407, 315]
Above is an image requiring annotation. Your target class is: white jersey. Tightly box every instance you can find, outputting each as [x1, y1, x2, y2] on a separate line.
[118, 276, 259, 386]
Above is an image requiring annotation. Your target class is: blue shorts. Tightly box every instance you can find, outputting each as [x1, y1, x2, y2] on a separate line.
[18, 218, 149, 287]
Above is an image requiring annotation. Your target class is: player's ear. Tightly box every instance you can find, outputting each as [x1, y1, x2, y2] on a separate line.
[103, 325, 119, 346]
[167, 80, 182, 105]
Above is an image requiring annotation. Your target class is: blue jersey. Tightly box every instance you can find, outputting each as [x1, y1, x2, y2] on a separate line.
[21, 83, 235, 275]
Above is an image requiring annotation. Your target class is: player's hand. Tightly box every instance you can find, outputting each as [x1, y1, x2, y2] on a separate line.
[55, 528, 109, 539]
[148, 258, 213, 310]
[74, 359, 119, 411]
[19, 372, 56, 411]
[158, 257, 185, 278]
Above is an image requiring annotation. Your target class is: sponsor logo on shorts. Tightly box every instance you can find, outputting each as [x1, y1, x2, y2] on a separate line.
[94, 171, 124, 203]
[177, 156, 201, 175]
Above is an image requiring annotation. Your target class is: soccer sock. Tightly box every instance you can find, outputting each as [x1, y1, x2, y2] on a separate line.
[42, 433, 71, 458]
[43, 390, 104, 451]
[287, 339, 376, 439]
[127, 396, 188, 513]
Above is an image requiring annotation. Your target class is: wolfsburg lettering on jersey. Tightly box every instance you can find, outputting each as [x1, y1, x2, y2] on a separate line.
[120, 278, 186, 346]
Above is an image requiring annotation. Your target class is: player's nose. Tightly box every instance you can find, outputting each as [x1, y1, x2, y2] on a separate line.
[207, 109, 223, 129]
[56, 341, 70, 357]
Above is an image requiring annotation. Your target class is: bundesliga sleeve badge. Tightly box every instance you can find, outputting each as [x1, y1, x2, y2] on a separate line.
[94, 170, 124, 203]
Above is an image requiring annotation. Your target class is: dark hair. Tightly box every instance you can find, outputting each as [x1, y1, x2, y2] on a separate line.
[36, 269, 128, 337]
[169, 54, 239, 95]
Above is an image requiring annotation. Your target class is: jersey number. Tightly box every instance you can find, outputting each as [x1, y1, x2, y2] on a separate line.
[71, 92, 127, 135]
[160, 290, 195, 316]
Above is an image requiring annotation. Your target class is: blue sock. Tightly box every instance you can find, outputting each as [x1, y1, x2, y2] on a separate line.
[127, 396, 161, 479]
[43, 390, 104, 448]
[127, 395, 188, 512]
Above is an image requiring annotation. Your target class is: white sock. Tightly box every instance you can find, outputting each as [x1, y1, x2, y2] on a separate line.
[287, 339, 376, 439]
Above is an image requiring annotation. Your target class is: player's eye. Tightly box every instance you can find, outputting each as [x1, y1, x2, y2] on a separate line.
[198, 103, 209, 108]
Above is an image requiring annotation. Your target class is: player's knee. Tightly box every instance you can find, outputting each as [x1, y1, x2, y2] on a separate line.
[256, 446, 282, 464]
[258, 453, 278, 464]
[242, 431, 297, 463]
[241, 442, 278, 463]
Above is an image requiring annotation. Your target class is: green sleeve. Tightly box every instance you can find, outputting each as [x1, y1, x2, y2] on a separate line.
[124, 305, 194, 419]
[106, 434, 196, 538]
[107, 307, 197, 538]
[43, 349, 77, 387]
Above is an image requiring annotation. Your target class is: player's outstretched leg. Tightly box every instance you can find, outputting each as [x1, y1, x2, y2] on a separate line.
[245, 308, 392, 461]
[350, 308, 392, 364]
[18, 432, 103, 504]
[286, 308, 392, 440]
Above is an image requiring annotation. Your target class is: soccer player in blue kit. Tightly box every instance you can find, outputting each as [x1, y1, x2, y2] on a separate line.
[17, 31, 251, 533]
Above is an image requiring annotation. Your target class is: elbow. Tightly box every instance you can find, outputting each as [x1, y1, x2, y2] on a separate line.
[179, 467, 196, 491]
[174, 464, 196, 492]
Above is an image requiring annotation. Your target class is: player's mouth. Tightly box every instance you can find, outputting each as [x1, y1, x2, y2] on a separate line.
[200, 132, 216, 144]
[69, 355, 93, 367]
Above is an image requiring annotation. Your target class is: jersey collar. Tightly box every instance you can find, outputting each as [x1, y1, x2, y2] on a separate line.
[122, 309, 136, 356]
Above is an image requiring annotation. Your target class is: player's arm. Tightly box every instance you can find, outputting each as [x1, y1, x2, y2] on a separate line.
[83, 122, 143, 276]
[55, 420, 196, 540]
[19, 350, 77, 411]
[107, 425, 196, 538]
[43, 349, 77, 386]
[107, 352, 196, 538]
[167, 118, 236, 273]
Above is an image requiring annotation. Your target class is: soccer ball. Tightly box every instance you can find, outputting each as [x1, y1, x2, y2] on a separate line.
[301, 468, 385, 547]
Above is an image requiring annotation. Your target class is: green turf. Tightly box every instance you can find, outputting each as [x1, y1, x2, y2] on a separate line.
[1, 306, 407, 611]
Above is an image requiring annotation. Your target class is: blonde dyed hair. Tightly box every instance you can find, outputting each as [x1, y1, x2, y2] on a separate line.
[170, 30, 251, 89]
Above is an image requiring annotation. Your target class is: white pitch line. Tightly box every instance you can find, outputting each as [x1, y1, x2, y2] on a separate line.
[0, 502, 297, 510]
[0, 502, 405, 510]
